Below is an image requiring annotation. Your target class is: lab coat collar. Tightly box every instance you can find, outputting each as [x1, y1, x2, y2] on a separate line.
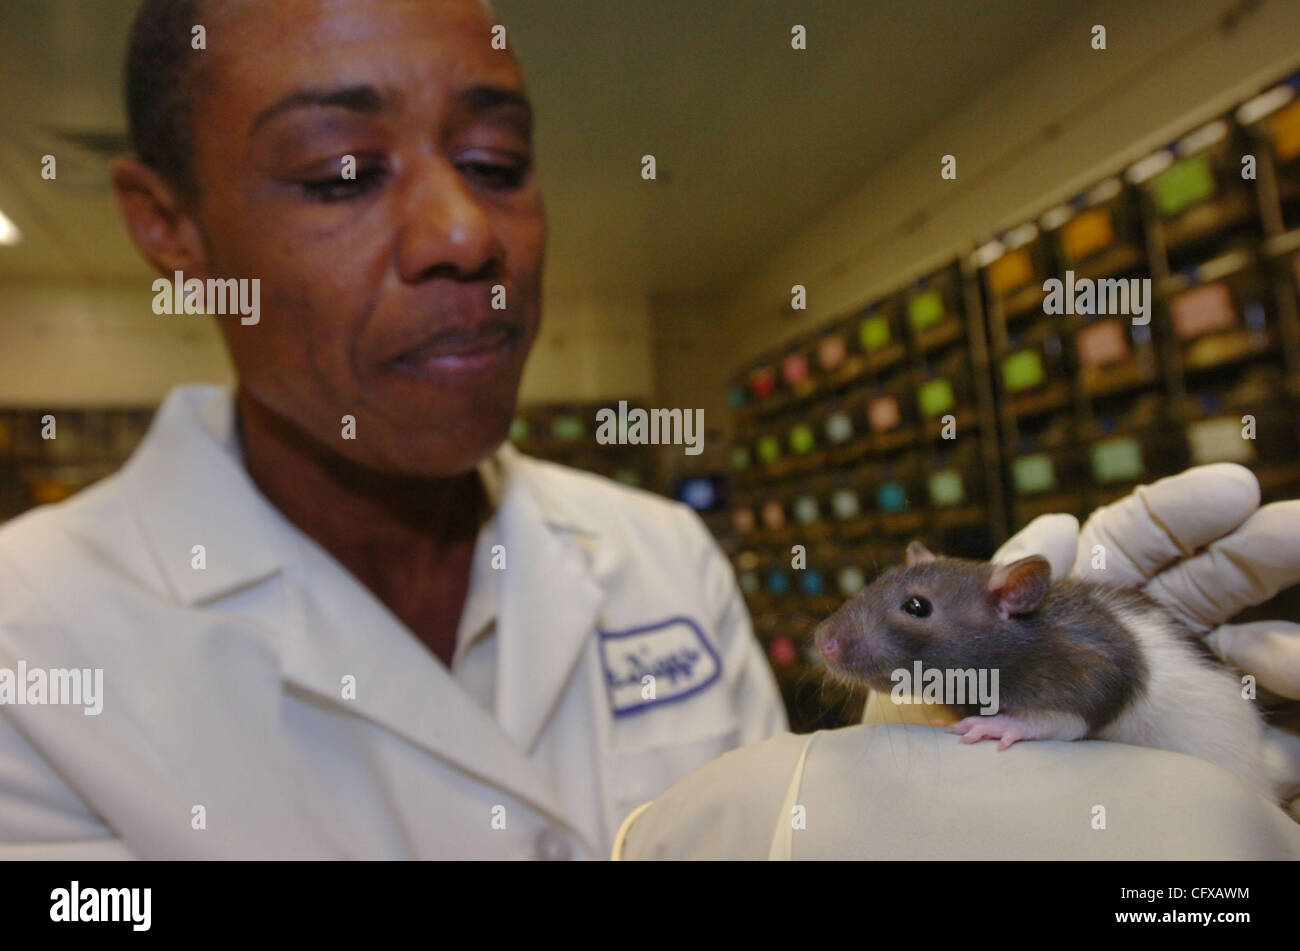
[490, 447, 606, 752]
[121, 385, 294, 606]
[121, 388, 553, 608]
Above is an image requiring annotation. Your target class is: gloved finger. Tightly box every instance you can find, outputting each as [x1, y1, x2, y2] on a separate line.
[1204, 620, 1300, 699]
[1145, 501, 1300, 631]
[1262, 725, 1300, 804]
[991, 513, 1078, 579]
[1073, 463, 1260, 588]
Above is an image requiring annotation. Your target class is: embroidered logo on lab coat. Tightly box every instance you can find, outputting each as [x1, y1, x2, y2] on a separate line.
[598, 617, 722, 716]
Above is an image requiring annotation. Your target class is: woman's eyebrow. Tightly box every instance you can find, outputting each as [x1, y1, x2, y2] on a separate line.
[248, 83, 531, 134]
[250, 84, 396, 134]
[455, 84, 532, 120]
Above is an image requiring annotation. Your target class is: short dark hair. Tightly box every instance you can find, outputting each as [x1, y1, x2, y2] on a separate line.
[124, 0, 208, 196]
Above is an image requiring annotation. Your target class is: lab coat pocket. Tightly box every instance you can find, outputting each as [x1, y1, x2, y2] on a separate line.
[607, 723, 742, 823]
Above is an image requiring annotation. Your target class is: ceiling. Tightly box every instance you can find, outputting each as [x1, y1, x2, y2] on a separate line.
[0, 0, 1093, 297]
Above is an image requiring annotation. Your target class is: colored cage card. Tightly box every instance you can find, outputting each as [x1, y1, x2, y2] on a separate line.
[831, 487, 860, 519]
[782, 352, 810, 387]
[837, 566, 866, 596]
[1271, 99, 1300, 163]
[732, 507, 756, 534]
[817, 333, 848, 371]
[1012, 454, 1056, 494]
[788, 424, 816, 454]
[928, 469, 966, 506]
[1188, 417, 1256, 465]
[1152, 153, 1217, 217]
[918, 379, 955, 417]
[792, 494, 820, 525]
[859, 314, 892, 352]
[876, 481, 908, 513]
[1061, 206, 1116, 262]
[756, 434, 782, 464]
[1091, 437, 1144, 484]
[1076, 320, 1130, 367]
[824, 411, 854, 444]
[987, 248, 1034, 296]
[868, 395, 903, 432]
[1002, 349, 1047, 393]
[552, 415, 584, 440]
[908, 289, 946, 331]
[1170, 282, 1236, 340]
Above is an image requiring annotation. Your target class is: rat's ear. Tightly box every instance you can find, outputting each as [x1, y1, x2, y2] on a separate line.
[905, 540, 937, 566]
[987, 555, 1051, 618]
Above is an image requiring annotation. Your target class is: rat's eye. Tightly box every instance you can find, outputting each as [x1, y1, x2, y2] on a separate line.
[901, 596, 932, 618]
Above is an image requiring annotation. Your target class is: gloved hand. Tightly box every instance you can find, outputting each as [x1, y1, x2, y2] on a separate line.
[992, 463, 1300, 809]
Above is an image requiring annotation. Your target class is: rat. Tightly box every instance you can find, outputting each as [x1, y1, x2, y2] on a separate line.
[813, 540, 1275, 801]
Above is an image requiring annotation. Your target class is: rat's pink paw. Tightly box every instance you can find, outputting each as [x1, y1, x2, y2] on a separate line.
[948, 716, 1025, 751]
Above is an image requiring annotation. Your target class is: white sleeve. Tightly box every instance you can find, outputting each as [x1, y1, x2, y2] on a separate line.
[616, 730, 810, 859]
[620, 723, 1300, 860]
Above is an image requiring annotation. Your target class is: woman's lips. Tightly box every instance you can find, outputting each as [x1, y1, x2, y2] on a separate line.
[388, 323, 518, 380]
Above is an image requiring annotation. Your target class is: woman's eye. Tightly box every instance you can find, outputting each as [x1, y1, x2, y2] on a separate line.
[458, 160, 530, 191]
[299, 165, 387, 203]
[901, 596, 931, 618]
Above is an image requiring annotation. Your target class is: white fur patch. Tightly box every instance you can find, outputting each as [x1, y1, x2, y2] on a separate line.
[1095, 596, 1273, 800]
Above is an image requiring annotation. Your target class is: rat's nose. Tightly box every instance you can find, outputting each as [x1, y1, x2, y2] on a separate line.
[819, 634, 842, 664]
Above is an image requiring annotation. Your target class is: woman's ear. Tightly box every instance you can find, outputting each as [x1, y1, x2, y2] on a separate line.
[109, 156, 208, 278]
[987, 555, 1051, 619]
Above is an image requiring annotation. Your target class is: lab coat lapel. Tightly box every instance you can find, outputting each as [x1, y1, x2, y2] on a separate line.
[493, 461, 605, 754]
[275, 539, 580, 831]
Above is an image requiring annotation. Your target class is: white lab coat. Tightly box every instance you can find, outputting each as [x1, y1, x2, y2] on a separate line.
[0, 385, 787, 859]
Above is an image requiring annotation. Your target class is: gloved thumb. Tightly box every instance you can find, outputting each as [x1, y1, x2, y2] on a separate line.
[991, 513, 1078, 579]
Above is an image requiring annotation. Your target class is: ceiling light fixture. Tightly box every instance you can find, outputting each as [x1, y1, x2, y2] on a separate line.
[0, 208, 21, 246]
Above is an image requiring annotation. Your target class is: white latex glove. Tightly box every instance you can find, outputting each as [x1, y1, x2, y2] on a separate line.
[994, 463, 1300, 802]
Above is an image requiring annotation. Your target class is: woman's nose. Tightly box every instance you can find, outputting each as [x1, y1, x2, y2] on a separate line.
[394, 157, 502, 283]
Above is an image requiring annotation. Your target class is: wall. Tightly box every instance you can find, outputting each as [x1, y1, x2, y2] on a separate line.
[0, 281, 232, 407]
[521, 284, 656, 402]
